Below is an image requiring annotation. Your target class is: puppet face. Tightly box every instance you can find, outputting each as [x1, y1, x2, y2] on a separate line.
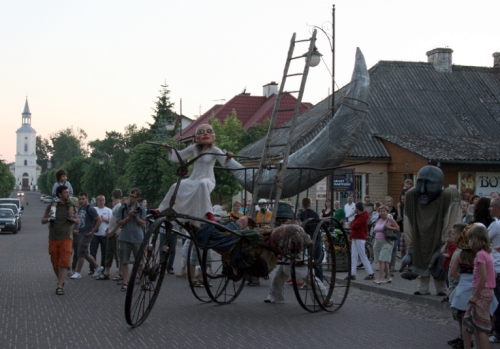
[195, 124, 215, 145]
[416, 166, 444, 205]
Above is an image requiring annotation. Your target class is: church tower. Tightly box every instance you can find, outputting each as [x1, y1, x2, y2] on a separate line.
[14, 99, 38, 190]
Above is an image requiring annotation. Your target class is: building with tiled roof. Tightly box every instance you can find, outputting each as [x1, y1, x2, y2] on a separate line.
[174, 82, 312, 144]
[238, 48, 500, 206]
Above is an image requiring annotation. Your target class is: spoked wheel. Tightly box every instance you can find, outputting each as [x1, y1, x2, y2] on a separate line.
[290, 250, 323, 313]
[125, 218, 170, 327]
[321, 221, 351, 313]
[201, 247, 245, 304]
[187, 240, 212, 303]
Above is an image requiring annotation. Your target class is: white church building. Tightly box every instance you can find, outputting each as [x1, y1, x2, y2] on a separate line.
[9, 99, 41, 191]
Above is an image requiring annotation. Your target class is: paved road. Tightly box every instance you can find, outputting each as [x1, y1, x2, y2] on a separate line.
[0, 192, 459, 348]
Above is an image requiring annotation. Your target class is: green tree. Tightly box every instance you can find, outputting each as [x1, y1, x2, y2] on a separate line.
[37, 170, 50, 194]
[36, 135, 53, 172]
[241, 118, 270, 148]
[64, 156, 92, 196]
[120, 142, 177, 206]
[82, 158, 117, 201]
[148, 83, 179, 140]
[210, 111, 245, 204]
[0, 160, 15, 197]
[50, 127, 88, 168]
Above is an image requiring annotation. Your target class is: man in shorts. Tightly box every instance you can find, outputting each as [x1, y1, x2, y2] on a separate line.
[116, 188, 146, 291]
[41, 185, 79, 295]
[71, 192, 103, 279]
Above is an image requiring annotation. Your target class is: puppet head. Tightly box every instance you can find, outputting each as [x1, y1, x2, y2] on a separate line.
[416, 166, 444, 205]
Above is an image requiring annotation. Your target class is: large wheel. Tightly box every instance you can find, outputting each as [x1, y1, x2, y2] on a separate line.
[125, 218, 170, 327]
[187, 240, 212, 303]
[321, 221, 351, 313]
[201, 247, 245, 304]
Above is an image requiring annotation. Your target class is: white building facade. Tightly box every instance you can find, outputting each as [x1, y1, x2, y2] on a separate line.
[9, 99, 40, 191]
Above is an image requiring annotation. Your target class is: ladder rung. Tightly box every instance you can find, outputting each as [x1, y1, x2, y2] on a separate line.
[277, 108, 295, 112]
[286, 73, 303, 77]
[269, 144, 287, 147]
[295, 39, 311, 43]
[283, 90, 300, 94]
[291, 56, 305, 60]
[273, 125, 290, 129]
[257, 182, 274, 186]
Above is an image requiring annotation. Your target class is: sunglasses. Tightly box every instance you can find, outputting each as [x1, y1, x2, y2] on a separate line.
[196, 129, 214, 135]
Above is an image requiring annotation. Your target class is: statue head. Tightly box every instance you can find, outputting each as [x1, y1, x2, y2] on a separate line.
[416, 166, 444, 205]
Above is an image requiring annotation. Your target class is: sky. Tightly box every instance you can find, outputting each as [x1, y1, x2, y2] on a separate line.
[1, 0, 499, 163]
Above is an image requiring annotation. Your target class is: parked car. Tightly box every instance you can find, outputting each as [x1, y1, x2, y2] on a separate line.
[0, 198, 23, 212]
[42, 196, 53, 204]
[0, 204, 21, 231]
[17, 192, 24, 197]
[0, 208, 19, 234]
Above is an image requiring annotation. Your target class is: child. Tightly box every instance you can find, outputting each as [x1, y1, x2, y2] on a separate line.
[441, 230, 459, 291]
[50, 169, 75, 222]
[464, 224, 496, 349]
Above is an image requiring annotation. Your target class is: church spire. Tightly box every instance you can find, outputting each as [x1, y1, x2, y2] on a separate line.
[22, 98, 31, 125]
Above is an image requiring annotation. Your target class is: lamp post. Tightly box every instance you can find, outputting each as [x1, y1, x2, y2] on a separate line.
[98, 153, 111, 202]
[309, 4, 336, 204]
[124, 143, 131, 154]
[165, 98, 183, 148]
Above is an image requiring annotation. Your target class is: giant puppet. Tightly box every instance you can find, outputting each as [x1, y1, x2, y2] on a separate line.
[403, 166, 462, 295]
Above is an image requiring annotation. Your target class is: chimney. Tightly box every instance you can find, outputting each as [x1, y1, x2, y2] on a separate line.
[494, 52, 500, 68]
[426, 48, 453, 73]
[263, 81, 278, 98]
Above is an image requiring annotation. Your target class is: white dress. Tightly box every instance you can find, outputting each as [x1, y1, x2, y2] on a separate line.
[158, 145, 228, 220]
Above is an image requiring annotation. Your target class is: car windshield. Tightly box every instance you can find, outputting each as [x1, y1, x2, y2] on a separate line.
[0, 204, 18, 214]
[0, 210, 14, 218]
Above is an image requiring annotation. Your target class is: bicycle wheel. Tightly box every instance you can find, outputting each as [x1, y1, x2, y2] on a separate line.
[201, 247, 245, 305]
[187, 240, 212, 303]
[125, 218, 170, 327]
[323, 223, 351, 313]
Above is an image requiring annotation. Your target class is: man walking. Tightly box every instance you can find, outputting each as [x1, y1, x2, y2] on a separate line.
[97, 190, 124, 280]
[71, 192, 103, 279]
[89, 195, 112, 275]
[116, 188, 146, 291]
[41, 185, 79, 295]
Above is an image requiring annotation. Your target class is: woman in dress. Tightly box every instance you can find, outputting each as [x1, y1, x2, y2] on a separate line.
[372, 205, 400, 284]
[158, 124, 232, 225]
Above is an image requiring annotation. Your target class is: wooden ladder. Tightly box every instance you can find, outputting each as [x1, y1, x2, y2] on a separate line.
[251, 30, 318, 225]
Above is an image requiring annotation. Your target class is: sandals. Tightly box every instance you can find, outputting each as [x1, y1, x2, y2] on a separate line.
[191, 280, 204, 288]
[96, 274, 110, 280]
[56, 287, 64, 295]
[112, 275, 123, 281]
[364, 274, 375, 280]
[120, 284, 128, 292]
[344, 275, 356, 280]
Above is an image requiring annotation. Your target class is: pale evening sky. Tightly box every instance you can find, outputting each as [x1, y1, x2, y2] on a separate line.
[1, 0, 499, 163]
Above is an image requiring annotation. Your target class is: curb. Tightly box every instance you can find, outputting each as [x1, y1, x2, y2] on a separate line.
[336, 278, 450, 309]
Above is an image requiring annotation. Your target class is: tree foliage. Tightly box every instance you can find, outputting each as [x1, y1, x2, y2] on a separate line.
[148, 83, 178, 141]
[36, 135, 53, 172]
[64, 156, 92, 196]
[0, 160, 15, 197]
[82, 158, 117, 201]
[50, 127, 88, 168]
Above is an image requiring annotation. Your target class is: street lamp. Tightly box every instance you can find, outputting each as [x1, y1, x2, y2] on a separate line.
[47, 160, 52, 169]
[302, 46, 323, 67]
[124, 143, 130, 154]
[98, 153, 111, 203]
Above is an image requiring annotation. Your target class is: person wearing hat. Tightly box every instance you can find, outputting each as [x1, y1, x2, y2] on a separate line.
[255, 199, 272, 224]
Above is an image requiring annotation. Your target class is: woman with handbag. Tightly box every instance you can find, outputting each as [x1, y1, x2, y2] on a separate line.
[372, 205, 400, 284]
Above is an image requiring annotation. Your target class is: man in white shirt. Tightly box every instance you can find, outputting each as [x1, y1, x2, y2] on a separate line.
[90, 195, 113, 276]
[97, 190, 124, 280]
[344, 195, 356, 223]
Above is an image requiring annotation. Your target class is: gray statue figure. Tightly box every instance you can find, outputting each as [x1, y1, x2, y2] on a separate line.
[402, 166, 461, 295]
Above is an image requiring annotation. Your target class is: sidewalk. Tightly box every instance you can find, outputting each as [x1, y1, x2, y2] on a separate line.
[334, 258, 450, 309]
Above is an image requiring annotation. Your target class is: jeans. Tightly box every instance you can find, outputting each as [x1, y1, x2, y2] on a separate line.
[159, 231, 178, 272]
[89, 235, 107, 271]
[71, 234, 80, 271]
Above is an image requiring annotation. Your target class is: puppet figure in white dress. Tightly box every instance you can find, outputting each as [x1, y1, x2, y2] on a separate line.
[157, 124, 232, 226]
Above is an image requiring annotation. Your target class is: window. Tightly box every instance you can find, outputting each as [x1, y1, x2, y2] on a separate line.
[24, 160, 27, 166]
[24, 144, 28, 152]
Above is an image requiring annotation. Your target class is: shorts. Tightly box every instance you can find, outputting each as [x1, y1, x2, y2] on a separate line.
[49, 239, 72, 269]
[373, 238, 393, 263]
[77, 234, 93, 258]
[118, 241, 141, 264]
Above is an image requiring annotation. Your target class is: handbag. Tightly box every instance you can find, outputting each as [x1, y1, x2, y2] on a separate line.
[383, 227, 398, 241]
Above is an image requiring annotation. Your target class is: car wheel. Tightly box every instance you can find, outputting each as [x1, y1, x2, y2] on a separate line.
[13, 226, 18, 234]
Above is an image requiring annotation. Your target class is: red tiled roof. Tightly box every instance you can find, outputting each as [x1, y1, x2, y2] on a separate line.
[175, 92, 312, 141]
